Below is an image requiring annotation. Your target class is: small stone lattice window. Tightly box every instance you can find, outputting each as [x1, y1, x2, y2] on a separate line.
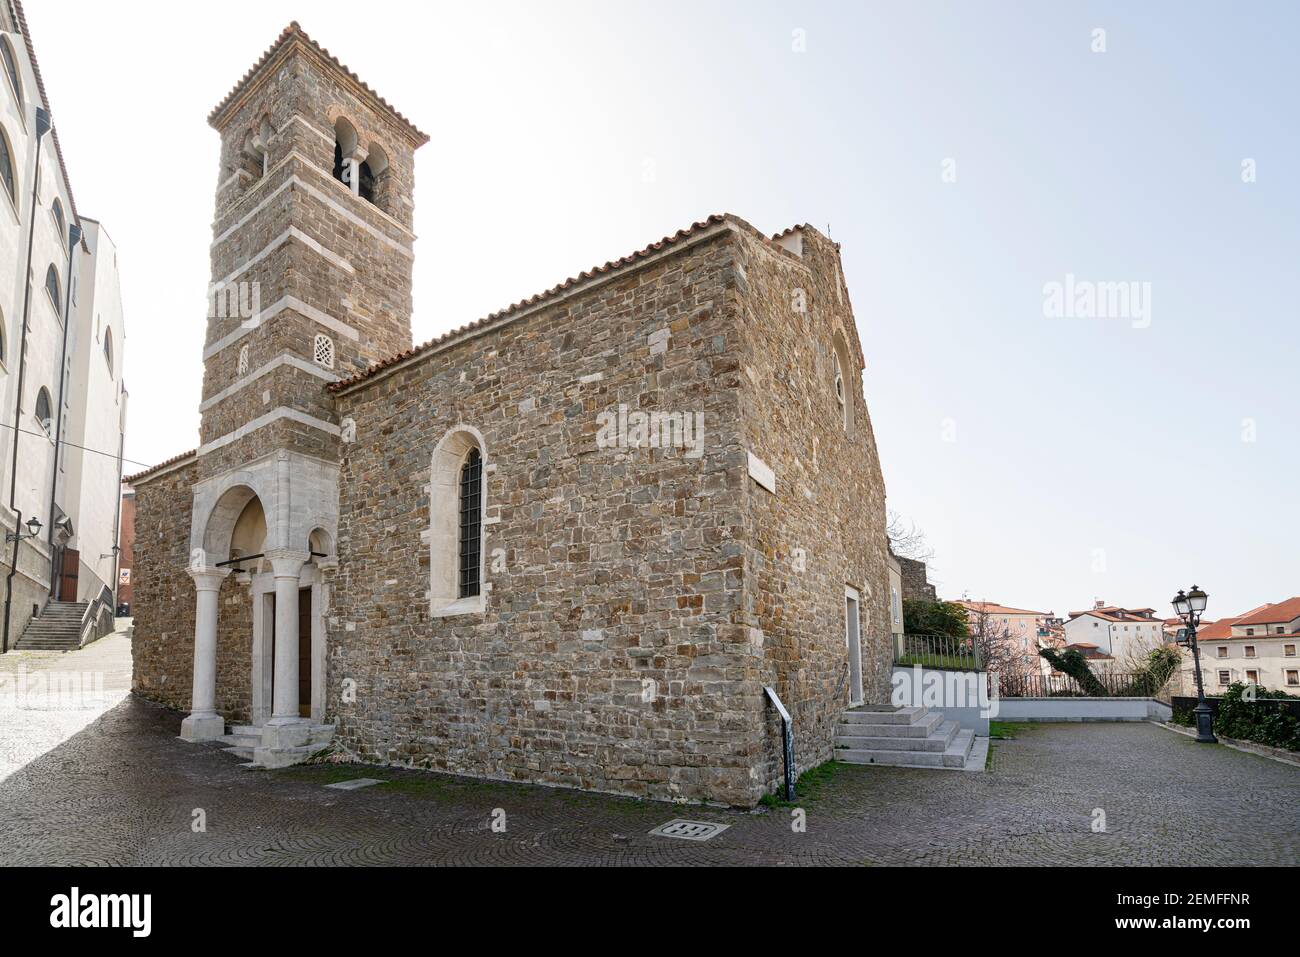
[313, 334, 335, 370]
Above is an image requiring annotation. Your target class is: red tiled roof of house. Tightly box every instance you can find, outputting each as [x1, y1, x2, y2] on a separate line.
[208, 22, 429, 145]
[1235, 597, 1300, 627]
[329, 213, 816, 394]
[952, 600, 1047, 617]
[124, 449, 197, 485]
[1068, 605, 1159, 622]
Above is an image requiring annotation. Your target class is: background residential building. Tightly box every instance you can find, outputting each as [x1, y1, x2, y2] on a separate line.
[953, 599, 1050, 674]
[0, 0, 127, 650]
[1063, 601, 1165, 666]
[1180, 598, 1300, 695]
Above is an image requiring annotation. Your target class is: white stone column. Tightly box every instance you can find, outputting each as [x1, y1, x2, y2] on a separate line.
[179, 567, 231, 742]
[346, 148, 368, 196]
[267, 552, 309, 726]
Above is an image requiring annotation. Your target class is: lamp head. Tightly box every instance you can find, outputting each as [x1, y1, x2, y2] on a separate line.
[1187, 585, 1208, 615]
[1172, 589, 1190, 618]
[24, 516, 42, 538]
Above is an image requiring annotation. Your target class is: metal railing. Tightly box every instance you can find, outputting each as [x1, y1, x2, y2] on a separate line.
[995, 671, 1169, 698]
[894, 633, 983, 671]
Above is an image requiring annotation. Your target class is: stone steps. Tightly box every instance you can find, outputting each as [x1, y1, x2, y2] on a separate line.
[834, 705, 977, 770]
[210, 722, 336, 768]
[14, 603, 89, 651]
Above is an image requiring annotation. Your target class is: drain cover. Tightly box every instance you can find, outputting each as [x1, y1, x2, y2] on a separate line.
[649, 819, 730, 841]
[324, 777, 385, 791]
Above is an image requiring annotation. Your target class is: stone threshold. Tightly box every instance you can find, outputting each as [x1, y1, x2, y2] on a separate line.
[1151, 720, 1300, 769]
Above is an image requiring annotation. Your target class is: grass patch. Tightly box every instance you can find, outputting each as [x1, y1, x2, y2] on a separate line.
[896, 654, 979, 671]
[273, 764, 392, 786]
[759, 760, 842, 808]
[988, 721, 1035, 740]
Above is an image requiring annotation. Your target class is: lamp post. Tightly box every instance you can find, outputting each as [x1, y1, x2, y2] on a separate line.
[5, 516, 43, 544]
[1173, 585, 1216, 743]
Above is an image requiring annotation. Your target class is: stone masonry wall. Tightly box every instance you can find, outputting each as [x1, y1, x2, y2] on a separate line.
[732, 226, 891, 797]
[331, 225, 764, 805]
[130, 461, 198, 712]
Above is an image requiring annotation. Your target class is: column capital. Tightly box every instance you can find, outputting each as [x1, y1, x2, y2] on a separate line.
[188, 566, 231, 591]
[266, 550, 310, 579]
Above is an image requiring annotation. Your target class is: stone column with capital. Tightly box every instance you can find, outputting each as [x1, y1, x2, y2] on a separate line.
[266, 551, 310, 734]
[346, 147, 368, 196]
[179, 567, 231, 742]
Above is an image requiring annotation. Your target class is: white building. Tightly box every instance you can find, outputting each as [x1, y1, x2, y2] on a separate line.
[1183, 598, 1300, 694]
[0, 0, 127, 651]
[1063, 602, 1166, 666]
[953, 599, 1050, 674]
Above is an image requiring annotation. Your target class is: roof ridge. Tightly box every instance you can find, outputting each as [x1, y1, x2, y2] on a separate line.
[124, 449, 197, 485]
[329, 213, 747, 392]
[208, 21, 428, 145]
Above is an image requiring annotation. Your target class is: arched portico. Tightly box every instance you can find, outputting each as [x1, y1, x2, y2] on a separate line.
[180, 475, 331, 748]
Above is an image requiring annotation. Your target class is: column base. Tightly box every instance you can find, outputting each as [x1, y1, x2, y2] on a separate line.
[179, 712, 226, 742]
[260, 718, 312, 749]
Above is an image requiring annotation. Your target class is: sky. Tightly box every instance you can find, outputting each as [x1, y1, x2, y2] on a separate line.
[23, 0, 1298, 621]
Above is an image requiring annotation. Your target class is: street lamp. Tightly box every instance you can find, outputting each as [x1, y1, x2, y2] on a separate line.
[5, 516, 42, 544]
[1172, 584, 1216, 743]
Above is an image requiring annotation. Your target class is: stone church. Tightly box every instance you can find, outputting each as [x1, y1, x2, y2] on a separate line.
[128, 23, 891, 807]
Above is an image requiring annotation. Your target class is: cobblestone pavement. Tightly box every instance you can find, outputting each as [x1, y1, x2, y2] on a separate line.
[0, 635, 1296, 865]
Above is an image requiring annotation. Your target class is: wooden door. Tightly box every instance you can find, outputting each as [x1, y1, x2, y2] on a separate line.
[59, 548, 80, 601]
[298, 587, 311, 718]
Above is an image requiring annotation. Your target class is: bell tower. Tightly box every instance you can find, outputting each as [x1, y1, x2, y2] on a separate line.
[178, 23, 427, 749]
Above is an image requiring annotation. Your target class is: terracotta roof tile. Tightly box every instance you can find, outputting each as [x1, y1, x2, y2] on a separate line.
[208, 22, 428, 145]
[1235, 596, 1300, 627]
[329, 213, 740, 392]
[9, 0, 84, 234]
[124, 449, 197, 485]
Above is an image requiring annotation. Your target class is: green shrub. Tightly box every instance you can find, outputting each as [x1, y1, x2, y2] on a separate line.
[1214, 683, 1300, 751]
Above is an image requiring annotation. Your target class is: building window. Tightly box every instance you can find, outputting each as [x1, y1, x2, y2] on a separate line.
[1217, 670, 1230, 686]
[1277, 627, 1286, 635]
[34, 386, 53, 433]
[312, 334, 335, 370]
[1, 37, 20, 103]
[103, 327, 113, 373]
[1216, 646, 1227, 658]
[1244, 645, 1256, 659]
[237, 344, 250, 377]
[1245, 669, 1259, 684]
[428, 428, 487, 616]
[44, 265, 61, 316]
[0, 126, 14, 208]
[1287, 670, 1299, 687]
[0, 313, 6, 366]
[52, 198, 65, 243]
[832, 331, 855, 435]
[458, 448, 482, 599]
[1285, 644, 1296, 658]
[1245, 628, 1254, 636]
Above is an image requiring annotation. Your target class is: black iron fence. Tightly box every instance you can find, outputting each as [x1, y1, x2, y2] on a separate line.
[994, 671, 1169, 698]
[894, 633, 982, 671]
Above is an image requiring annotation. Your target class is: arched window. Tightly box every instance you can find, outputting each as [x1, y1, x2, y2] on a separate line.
[458, 448, 483, 599]
[359, 142, 388, 205]
[103, 326, 113, 372]
[44, 264, 61, 317]
[52, 198, 65, 242]
[0, 310, 6, 365]
[1, 37, 20, 103]
[0, 126, 14, 208]
[333, 117, 358, 189]
[34, 386, 52, 433]
[312, 333, 334, 370]
[428, 428, 487, 616]
[832, 331, 855, 435]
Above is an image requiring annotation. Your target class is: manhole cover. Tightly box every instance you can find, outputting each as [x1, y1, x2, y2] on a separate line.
[649, 819, 730, 841]
[324, 778, 385, 791]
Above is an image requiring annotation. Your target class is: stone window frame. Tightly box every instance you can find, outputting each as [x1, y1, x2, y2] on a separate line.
[427, 426, 488, 618]
[44, 263, 61, 319]
[312, 333, 335, 370]
[831, 329, 855, 436]
[1, 36, 20, 106]
[34, 385, 53, 434]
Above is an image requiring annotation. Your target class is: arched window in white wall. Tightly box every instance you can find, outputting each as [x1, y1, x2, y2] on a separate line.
[0, 310, 7, 366]
[428, 428, 487, 616]
[0, 125, 15, 208]
[312, 334, 334, 370]
[44, 265, 61, 317]
[52, 198, 65, 243]
[0, 37, 20, 104]
[34, 386, 53, 433]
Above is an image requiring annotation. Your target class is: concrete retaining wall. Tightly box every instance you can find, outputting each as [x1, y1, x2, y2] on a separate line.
[997, 697, 1172, 723]
[890, 665, 991, 736]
